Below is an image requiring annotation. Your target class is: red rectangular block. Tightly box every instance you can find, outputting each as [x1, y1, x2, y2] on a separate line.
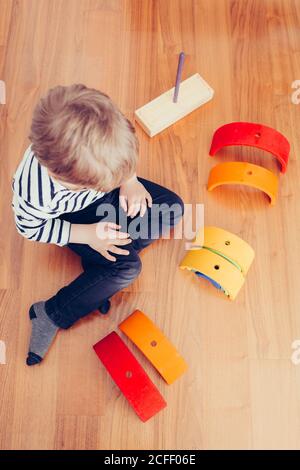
[93, 332, 167, 422]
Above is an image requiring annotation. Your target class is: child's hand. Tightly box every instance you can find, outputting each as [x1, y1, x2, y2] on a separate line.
[119, 175, 152, 218]
[70, 222, 132, 262]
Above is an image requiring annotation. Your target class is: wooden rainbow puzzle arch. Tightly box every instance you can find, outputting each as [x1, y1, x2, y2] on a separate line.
[209, 122, 290, 173]
[207, 161, 279, 205]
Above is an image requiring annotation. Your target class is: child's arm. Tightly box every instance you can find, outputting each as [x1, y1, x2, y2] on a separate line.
[14, 203, 132, 262]
[14, 210, 131, 261]
[14, 211, 71, 246]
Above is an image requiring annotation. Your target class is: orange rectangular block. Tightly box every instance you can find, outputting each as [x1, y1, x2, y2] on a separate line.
[119, 310, 188, 385]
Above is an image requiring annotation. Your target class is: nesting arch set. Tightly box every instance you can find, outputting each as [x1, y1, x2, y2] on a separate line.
[180, 226, 254, 300]
[93, 310, 187, 422]
[180, 122, 290, 300]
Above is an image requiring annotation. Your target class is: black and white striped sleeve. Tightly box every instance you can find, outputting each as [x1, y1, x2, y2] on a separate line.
[13, 200, 71, 246]
[12, 146, 104, 245]
[12, 148, 72, 246]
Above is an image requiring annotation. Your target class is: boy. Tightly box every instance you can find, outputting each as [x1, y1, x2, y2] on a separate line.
[12, 84, 183, 366]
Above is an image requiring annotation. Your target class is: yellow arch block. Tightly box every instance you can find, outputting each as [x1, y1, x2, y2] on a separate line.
[180, 248, 246, 300]
[207, 161, 279, 205]
[192, 226, 255, 275]
[119, 310, 188, 384]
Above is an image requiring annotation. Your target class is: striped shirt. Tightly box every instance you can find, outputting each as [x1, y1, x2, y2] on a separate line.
[12, 146, 105, 246]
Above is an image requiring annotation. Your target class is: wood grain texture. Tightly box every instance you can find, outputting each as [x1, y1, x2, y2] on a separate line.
[1, 0, 300, 450]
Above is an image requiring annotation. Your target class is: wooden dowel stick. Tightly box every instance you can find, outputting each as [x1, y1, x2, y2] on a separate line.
[173, 52, 185, 103]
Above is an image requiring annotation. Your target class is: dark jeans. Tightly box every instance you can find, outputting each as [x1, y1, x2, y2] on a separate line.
[45, 178, 184, 328]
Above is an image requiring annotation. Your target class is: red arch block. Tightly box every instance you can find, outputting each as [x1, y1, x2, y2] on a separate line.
[209, 122, 290, 173]
[93, 332, 167, 422]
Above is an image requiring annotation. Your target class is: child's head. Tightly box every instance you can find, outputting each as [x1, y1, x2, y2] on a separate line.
[29, 84, 138, 192]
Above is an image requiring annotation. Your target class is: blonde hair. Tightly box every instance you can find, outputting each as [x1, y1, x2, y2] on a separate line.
[29, 84, 138, 191]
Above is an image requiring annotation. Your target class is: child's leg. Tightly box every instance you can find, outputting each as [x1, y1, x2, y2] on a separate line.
[26, 189, 134, 365]
[45, 245, 141, 328]
[27, 245, 141, 365]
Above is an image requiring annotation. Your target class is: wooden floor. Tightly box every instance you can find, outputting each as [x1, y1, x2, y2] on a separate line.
[1, 0, 300, 450]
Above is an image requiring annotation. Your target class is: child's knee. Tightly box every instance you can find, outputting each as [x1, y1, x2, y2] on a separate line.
[166, 191, 184, 227]
[119, 256, 142, 284]
[172, 192, 184, 217]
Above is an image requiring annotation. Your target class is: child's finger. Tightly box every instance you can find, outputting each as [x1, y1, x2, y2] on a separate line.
[130, 203, 141, 218]
[119, 195, 128, 213]
[145, 192, 153, 207]
[113, 238, 132, 246]
[97, 222, 122, 240]
[102, 250, 116, 262]
[106, 222, 121, 230]
[108, 229, 130, 239]
[127, 202, 136, 217]
[109, 246, 130, 256]
[127, 201, 134, 217]
[140, 200, 147, 217]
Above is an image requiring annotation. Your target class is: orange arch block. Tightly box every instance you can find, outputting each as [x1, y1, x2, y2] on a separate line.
[119, 310, 188, 385]
[208, 161, 279, 205]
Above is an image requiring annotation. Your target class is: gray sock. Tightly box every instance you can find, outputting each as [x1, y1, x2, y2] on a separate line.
[26, 301, 59, 366]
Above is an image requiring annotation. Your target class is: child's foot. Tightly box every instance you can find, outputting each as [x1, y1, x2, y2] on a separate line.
[26, 301, 59, 366]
